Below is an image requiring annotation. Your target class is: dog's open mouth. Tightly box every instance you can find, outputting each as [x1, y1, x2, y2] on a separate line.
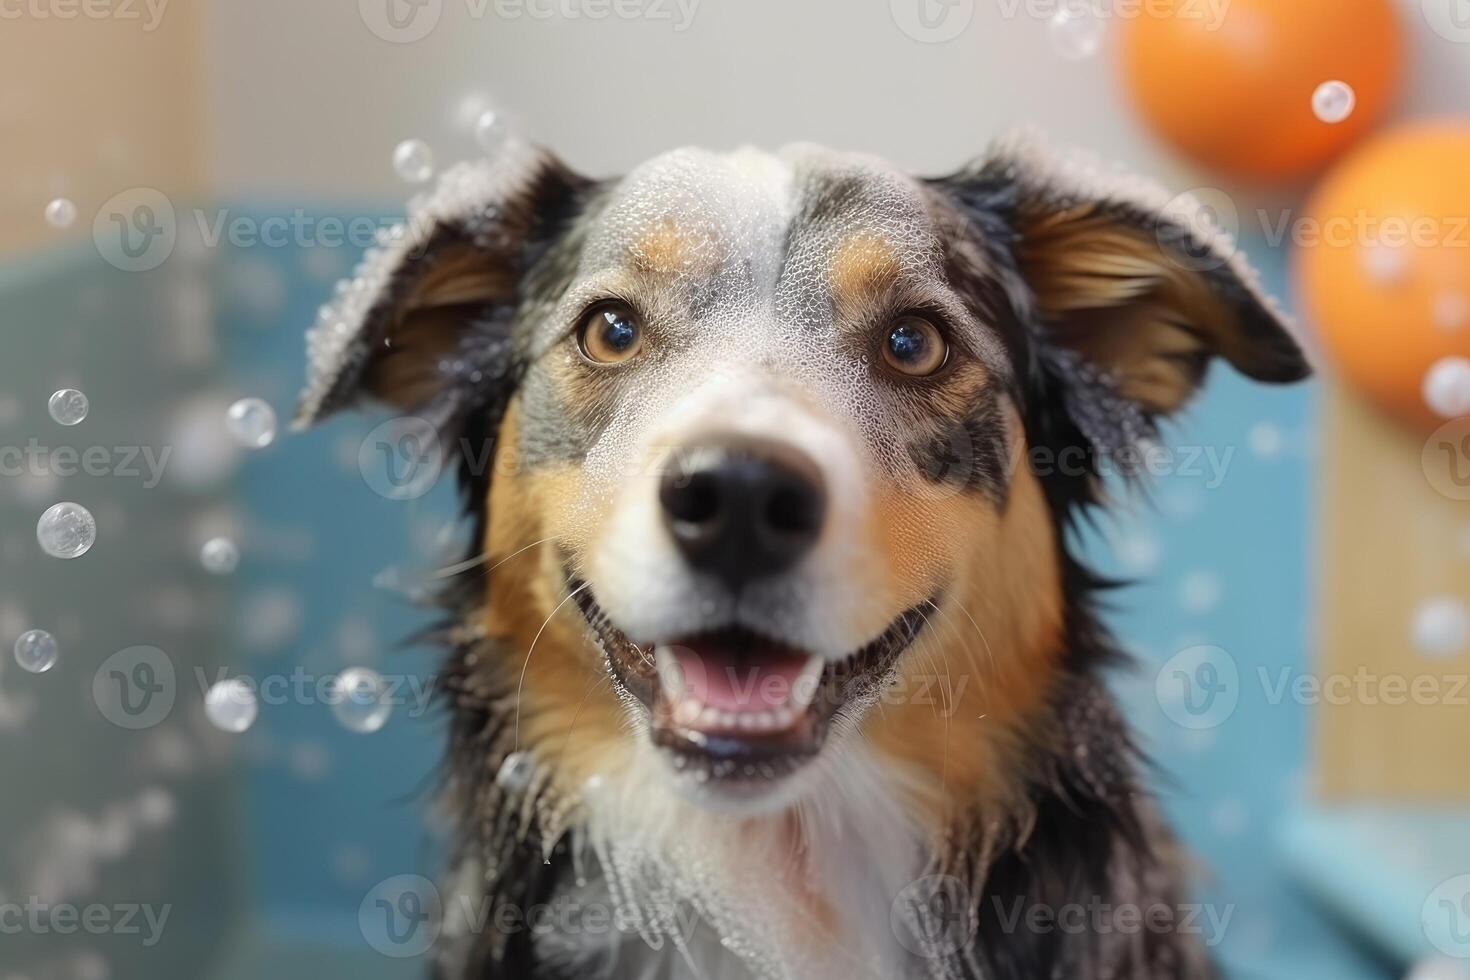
[569, 579, 932, 785]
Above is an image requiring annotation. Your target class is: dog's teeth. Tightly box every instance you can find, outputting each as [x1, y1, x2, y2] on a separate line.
[654, 645, 685, 699]
[750, 711, 775, 731]
[698, 705, 722, 728]
[771, 707, 796, 729]
[737, 713, 760, 731]
[791, 654, 826, 709]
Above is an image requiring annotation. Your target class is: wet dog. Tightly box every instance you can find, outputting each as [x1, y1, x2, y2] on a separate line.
[297, 133, 1307, 979]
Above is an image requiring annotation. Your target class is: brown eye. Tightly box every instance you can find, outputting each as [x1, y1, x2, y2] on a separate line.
[880, 316, 947, 377]
[578, 303, 643, 364]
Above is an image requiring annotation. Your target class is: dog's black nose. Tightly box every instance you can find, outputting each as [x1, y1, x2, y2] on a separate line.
[659, 439, 826, 590]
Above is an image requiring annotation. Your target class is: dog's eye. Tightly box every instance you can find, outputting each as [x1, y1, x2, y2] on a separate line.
[880, 316, 947, 377]
[578, 303, 643, 364]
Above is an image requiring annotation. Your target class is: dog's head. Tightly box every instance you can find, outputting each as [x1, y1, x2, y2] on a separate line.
[299, 136, 1306, 813]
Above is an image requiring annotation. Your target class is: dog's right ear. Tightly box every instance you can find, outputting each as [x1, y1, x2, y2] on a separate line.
[294, 141, 594, 428]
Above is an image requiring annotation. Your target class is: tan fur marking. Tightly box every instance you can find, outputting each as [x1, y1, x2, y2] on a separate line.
[481, 401, 632, 795]
[865, 423, 1066, 823]
[1018, 206, 1240, 413]
[628, 217, 705, 276]
[829, 232, 901, 322]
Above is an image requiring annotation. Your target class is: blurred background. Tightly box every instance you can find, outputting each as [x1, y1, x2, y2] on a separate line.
[0, 1, 1467, 978]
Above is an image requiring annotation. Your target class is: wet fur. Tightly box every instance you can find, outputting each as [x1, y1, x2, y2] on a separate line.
[301, 138, 1308, 980]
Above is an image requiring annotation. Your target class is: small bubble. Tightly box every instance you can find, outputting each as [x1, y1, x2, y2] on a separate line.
[1360, 243, 1408, 285]
[1179, 570, 1222, 614]
[1248, 421, 1287, 458]
[44, 197, 77, 229]
[1412, 597, 1469, 659]
[474, 111, 505, 152]
[14, 629, 57, 673]
[392, 139, 435, 184]
[199, 537, 240, 575]
[1311, 81, 1356, 124]
[1048, 6, 1103, 60]
[330, 667, 392, 734]
[47, 388, 89, 426]
[496, 751, 533, 792]
[225, 397, 277, 449]
[204, 678, 258, 733]
[37, 502, 96, 559]
[1424, 357, 1470, 419]
[1433, 292, 1468, 332]
[133, 787, 176, 828]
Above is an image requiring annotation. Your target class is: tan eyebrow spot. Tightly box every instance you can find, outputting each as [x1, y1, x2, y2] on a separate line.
[829, 232, 901, 319]
[628, 218, 710, 276]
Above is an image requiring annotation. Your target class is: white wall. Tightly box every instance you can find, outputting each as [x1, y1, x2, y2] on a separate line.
[204, 0, 1469, 201]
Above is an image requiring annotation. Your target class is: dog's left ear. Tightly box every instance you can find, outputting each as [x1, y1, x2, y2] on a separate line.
[931, 135, 1310, 417]
[295, 141, 593, 428]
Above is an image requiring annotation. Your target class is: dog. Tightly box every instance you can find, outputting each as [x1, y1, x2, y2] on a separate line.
[296, 133, 1308, 979]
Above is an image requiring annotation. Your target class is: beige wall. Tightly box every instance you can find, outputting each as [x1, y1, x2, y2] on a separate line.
[0, 3, 208, 254]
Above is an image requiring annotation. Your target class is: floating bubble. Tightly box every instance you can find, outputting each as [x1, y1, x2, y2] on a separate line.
[1433, 292, 1468, 332]
[392, 139, 435, 184]
[496, 751, 533, 792]
[225, 397, 277, 449]
[1311, 80, 1356, 124]
[71, 951, 110, 980]
[133, 787, 175, 829]
[1248, 421, 1287, 458]
[204, 678, 258, 733]
[1360, 243, 1407, 285]
[1412, 596, 1469, 659]
[44, 197, 77, 229]
[1424, 357, 1470, 419]
[14, 629, 57, 673]
[48, 388, 89, 426]
[199, 536, 240, 575]
[330, 667, 392, 734]
[474, 111, 505, 152]
[1048, 6, 1103, 60]
[37, 502, 96, 559]
[1179, 570, 1222, 614]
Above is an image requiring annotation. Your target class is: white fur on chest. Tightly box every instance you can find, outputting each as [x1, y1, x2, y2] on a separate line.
[538, 739, 929, 980]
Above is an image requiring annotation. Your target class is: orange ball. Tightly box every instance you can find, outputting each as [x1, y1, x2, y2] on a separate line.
[1118, 0, 1403, 181]
[1296, 123, 1470, 430]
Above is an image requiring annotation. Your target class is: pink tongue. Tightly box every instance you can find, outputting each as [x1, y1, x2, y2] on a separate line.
[673, 642, 810, 713]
